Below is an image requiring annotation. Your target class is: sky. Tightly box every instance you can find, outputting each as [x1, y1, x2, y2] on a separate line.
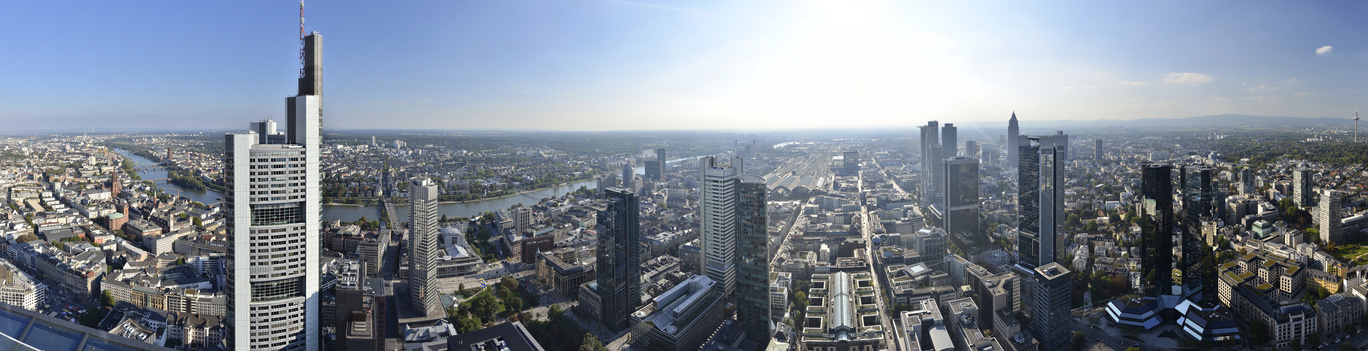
[2, 0, 1367, 131]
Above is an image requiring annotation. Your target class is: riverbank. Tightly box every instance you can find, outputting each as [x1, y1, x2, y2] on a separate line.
[324, 179, 593, 207]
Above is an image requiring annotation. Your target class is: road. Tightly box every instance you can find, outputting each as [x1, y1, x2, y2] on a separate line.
[856, 170, 899, 351]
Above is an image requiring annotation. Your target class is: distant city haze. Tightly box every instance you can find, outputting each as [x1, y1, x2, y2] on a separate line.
[2, 1, 1366, 131]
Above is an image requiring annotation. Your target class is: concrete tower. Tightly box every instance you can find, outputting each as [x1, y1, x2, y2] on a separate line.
[700, 156, 743, 294]
[735, 175, 771, 344]
[225, 30, 323, 351]
[1030, 262, 1073, 351]
[1319, 189, 1343, 244]
[1293, 168, 1313, 208]
[943, 123, 958, 158]
[409, 177, 442, 317]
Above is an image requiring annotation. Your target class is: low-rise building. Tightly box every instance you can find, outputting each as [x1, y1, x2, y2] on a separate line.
[799, 271, 884, 351]
[628, 275, 727, 351]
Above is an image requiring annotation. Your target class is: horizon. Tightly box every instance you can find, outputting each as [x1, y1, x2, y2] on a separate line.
[3, 1, 1367, 131]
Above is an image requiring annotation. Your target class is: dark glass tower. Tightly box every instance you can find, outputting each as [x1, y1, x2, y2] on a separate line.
[1140, 163, 1174, 296]
[1017, 135, 1066, 269]
[735, 175, 770, 343]
[596, 187, 641, 331]
[1180, 166, 1218, 304]
[944, 157, 980, 236]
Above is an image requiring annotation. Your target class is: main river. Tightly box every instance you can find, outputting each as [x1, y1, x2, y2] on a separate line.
[116, 149, 698, 222]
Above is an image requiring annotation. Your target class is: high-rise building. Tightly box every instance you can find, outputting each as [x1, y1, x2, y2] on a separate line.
[1094, 138, 1104, 160]
[409, 177, 442, 317]
[1319, 189, 1343, 244]
[656, 148, 667, 163]
[734, 175, 770, 344]
[622, 161, 635, 190]
[964, 140, 979, 159]
[1030, 262, 1072, 351]
[944, 157, 980, 237]
[1016, 134, 1066, 269]
[1293, 168, 1313, 208]
[1007, 113, 1019, 169]
[943, 123, 958, 159]
[842, 150, 860, 175]
[224, 31, 323, 351]
[1052, 131, 1069, 161]
[919, 121, 941, 207]
[644, 160, 662, 182]
[1239, 167, 1255, 196]
[1140, 163, 1174, 296]
[514, 206, 531, 236]
[1180, 165, 1219, 305]
[700, 156, 743, 294]
[597, 187, 641, 331]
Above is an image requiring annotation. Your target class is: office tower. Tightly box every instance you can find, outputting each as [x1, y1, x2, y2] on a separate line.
[1030, 262, 1072, 351]
[1179, 166, 1218, 305]
[1094, 138, 1103, 160]
[1293, 168, 1312, 208]
[964, 140, 979, 159]
[735, 175, 770, 344]
[514, 207, 531, 236]
[224, 31, 322, 351]
[596, 187, 641, 331]
[943, 123, 958, 158]
[700, 156, 743, 294]
[919, 121, 941, 207]
[1238, 167, 1254, 196]
[1008, 113, 1019, 169]
[656, 148, 667, 163]
[409, 177, 441, 317]
[1016, 134, 1066, 269]
[1053, 131, 1069, 161]
[1319, 189, 1343, 244]
[842, 151, 860, 175]
[1140, 163, 1174, 296]
[944, 157, 980, 236]
[250, 119, 286, 144]
[622, 161, 635, 190]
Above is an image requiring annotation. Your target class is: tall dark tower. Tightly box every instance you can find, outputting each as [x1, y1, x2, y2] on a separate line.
[1008, 112, 1020, 169]
[1180, 166, 1218, 305]
[1140, 163, 1174, 296]
[596, 188, 641, 331]
[943, 123, 958, 158]
[1017, 134, 1066, 269]
[735, 175, 771, 344]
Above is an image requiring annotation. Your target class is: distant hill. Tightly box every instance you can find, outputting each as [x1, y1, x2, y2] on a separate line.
[1031, 114, 1356, 129]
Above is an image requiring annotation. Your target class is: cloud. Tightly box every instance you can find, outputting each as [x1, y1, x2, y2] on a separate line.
[1163, 72, 1213, 84]
[1246, 84, 1278, 92]
[1316, 46, 1333, 55]
[1119, 81, 1146, 87]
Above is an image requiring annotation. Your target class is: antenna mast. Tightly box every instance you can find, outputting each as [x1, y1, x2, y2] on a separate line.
[299, 0, 306, 79]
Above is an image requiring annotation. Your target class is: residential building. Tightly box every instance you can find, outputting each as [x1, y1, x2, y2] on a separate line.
[0, 260, 45, 310]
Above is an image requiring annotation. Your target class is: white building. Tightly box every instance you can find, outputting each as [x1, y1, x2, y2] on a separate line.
[409, 177, 442, 316]
[224, 32, 323, 351]
[699, 156, 742, 294]
[0, 260, 45, 311]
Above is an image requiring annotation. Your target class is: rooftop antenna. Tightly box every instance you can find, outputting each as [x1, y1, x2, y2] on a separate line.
[299, 0, 306, 79]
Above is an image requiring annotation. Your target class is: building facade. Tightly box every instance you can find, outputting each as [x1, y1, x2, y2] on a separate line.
[699, 156, 742, 294]
[1017, 134, 1067, 269]
[735, 174, 770, 343]
[410, 177, 442, 316]
[944, 157, 979, 237]
[597, 187, 641, 331]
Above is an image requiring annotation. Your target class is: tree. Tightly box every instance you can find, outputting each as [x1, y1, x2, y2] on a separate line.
[456, 316, 481, 333]
[1339, 343, 1356, 351]
[1125, 347, 1141, 351]
[78, 308, 106, 328]
[1071, 331, 1086, 351]
[1308, 333, 1320, 348]
[1250, 320, 1269, 345]
[100, 290, 115, 309]
[468, 292, 499, 320]
[192, 216, 203, 228]
[579, 333, 607, 351]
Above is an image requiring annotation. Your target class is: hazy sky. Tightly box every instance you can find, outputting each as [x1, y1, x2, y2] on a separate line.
[3, 1, 1366, 131]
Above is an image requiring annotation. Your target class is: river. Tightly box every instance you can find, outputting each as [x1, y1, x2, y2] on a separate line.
[116, 149, 704, 222]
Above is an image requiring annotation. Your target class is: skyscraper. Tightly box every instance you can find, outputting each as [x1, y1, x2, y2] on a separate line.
[1008, 113, 1019, 169]
[919, 121, 941, 207]
[224, 31, 322, 351]
[1094, 138, 1104, 160]
[1140, 163, 1174, 296]
[700, 156, 743, 294]
[1179, 165, 1218, 305]
[622, 161, 635, 190]
[964, 140, 979, 159]
[1030, 262, 1072, 351]
[1319, 189, 1343, 244]
[944, 157, 980, 237]
[1238, 167, 1254, 196]
[735, 175, 770, 344]
[1293, 168, 1313, 208]
[597, 187, 641, 331]
[409, 177, 442, 317]
[656, 147, 667, 164]
[1016, 134, 1066, 269]
[942, 123, 958, 158]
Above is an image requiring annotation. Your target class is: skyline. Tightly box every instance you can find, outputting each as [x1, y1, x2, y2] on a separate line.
[3, 1, 1368, 131]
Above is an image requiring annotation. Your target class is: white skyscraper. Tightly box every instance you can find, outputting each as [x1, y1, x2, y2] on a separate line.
[700, 156, 743, 294]
[410, 177, 442, 316]
[225, 32, 322, 351]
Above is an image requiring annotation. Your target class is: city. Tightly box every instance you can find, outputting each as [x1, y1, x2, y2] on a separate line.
[3, 2, 1368, 351]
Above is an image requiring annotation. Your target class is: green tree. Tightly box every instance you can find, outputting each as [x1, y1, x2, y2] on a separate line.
[78, 308, 107, 328]
[1071, 331, 1086, 351]
[579, 333, 607, 351]
[1250, 320, 1269, 345]
[1125, 347, 1141, 351]
[1308, 333, 1320, 349]
[192, 216, 203, 228]
[456, 316, 481, 333]
[100, 290, 115, 309]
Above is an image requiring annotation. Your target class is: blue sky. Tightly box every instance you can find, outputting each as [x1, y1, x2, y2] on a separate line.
[2, 0, 1366, 131]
